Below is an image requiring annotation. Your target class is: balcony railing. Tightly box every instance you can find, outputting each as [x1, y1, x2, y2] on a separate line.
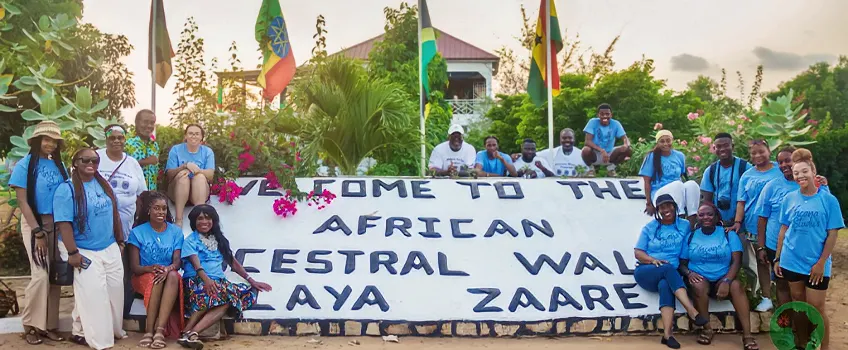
[447, 99, 491, 116]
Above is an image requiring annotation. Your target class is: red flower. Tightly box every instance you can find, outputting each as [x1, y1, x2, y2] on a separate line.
[212, 180, 242, 205]
[238, 152, 256, 172]
[242, 141, 251, 151]
[265, 171, 281, 189]
[273, 196, 298, 218]
[295, 152, 302, 162]
[229, 131, 235, 140]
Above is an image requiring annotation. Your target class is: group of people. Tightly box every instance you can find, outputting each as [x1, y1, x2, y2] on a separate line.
[428, 103, 632, 178]
[11, 112, 271, 350]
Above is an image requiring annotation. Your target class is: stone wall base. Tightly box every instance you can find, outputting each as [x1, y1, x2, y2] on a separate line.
[123, 311, 773, 337]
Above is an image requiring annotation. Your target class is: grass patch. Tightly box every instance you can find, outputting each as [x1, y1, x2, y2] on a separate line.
[840, 228, 847, 238]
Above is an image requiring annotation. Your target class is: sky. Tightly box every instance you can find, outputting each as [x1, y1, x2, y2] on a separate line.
[81, 0, 848, 125]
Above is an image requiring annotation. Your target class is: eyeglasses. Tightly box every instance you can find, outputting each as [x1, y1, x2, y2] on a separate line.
[107, 135, 126, 142]
[77, 157, 100, 165]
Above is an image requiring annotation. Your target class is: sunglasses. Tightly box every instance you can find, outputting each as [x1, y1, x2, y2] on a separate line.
[76, 157, 100, 165]
[749, 139, 769, 147]
[107, 135, 126, 142]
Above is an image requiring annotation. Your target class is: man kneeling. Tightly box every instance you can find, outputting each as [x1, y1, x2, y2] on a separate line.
[166, 124, 215, 227]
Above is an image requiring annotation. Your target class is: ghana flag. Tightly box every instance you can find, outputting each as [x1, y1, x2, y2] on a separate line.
[420, 0, 437, 100]
[527, 0, 563, 107]
[256, 0, 296, 101]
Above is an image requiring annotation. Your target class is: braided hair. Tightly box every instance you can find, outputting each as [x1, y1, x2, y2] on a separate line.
[25, 136, 68, 228]
[133, 191, 173, 228]
[69, 148, 122, 241]
[188, 204, 234, 265]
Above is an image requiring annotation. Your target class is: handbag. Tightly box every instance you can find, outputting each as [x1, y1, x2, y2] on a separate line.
[49, 183, 74, 286]
[0, 279, 19, 317]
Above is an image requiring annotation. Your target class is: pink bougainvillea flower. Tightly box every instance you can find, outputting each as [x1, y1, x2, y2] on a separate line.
[694, 155, 702, 162]
[687, 166, 699, 177]
[242, 142, 250, 151]
[229, 131, 235, 140]
[680, 140, 688, 147]
[727, 120, 736, 126]
[238, 152, 256, 172]
[214, 180, 242, 205]
[273, 196, 298, 218]
[653, 123, 663, 131]
[687, 112, 699, 121]
[295, 152, 302, 162]
[265, 171, 280, 189]
[698, 136, 712, 145]
[290, 141, 296, 147]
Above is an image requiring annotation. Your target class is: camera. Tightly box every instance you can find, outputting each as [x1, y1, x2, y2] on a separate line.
[717, 197, 731, 211]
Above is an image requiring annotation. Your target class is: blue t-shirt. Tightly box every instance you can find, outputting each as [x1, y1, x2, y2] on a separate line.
[681, 228, 743, 281]
[635, 218, 691, 268]
[127, 222, 184, 267]
[583, 118, 626, 153]
[165, 143, 216, 174]
[758, 179, 830, 250]
[475, 151, 513, 176]
[181, 231, 226, 280]
[737, 164, 782, 235]
[638, 150, 686, 197]
[9, 154, 65, 215]
[778, 190, 844, 277]
[699, 157, 746, 222]
[52, 180, 116, 251]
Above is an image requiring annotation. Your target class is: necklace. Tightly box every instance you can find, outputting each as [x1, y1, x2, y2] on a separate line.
[198, 233, 218, 251]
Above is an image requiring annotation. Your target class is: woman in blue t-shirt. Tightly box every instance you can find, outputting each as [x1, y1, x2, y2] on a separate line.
[727, 139, 784, 312]
[165, 124, 216, 228]
[633, 194, 707, 349]
[127, 191, 184, 348]
[639, 130, 700, 227]
[53, 148, 127, 349]
[774, 149, 844, 350]
[9, 121, 68, 345]
[679, 202, 758, 350]
[178, 205, 271, 349]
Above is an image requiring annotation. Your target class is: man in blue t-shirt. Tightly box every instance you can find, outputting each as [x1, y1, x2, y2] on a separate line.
[475, 136, 517, 178]
[581, 103, 631, 176]
[700, 133, 749, 225]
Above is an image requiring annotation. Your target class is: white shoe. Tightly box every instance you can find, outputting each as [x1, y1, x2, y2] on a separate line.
[755, 297, 773, 312]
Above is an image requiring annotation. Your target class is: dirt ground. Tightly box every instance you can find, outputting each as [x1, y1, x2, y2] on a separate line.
[0, 234, 845, 349]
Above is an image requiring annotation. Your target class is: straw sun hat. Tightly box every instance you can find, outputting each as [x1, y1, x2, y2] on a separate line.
[27, 121, 63, 146]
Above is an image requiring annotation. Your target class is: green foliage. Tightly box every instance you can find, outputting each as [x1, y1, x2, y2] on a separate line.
[170, 17, 216, 126]
[768, 57, 848, 128]
[367, 163, 400, 177]
[753, 89, 816, 151]
[805, 125, 848, 218]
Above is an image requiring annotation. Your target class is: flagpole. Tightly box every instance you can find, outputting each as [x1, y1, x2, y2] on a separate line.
[150, 0, 157, 114]
[418, 0, 426, 177]
[545, 0, 554, 150]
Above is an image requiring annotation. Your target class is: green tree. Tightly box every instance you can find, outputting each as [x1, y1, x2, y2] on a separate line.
[170, 17, 216, 126]
[291, 55, 414, 175]
[767, 57, 848, 128]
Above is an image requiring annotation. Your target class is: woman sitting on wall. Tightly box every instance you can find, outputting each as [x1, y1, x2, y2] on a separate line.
[679, 202, 758, 349]
[633, 194, 708, 349]
[128, 191, 185, 348]
[178, 205, 272, 349]
[166, 124, 215, 227]
[639, 130, 700, 227]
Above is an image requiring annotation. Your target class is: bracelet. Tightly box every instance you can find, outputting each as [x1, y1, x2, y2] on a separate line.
[195, 267, 205, 273]
[31, 226, 44, 235]
[34, 232, 46, 239]
[756, 246, 765, 252]
[68, 249, 79, 256]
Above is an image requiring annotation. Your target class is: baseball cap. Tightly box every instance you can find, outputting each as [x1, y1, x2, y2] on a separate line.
[655, 194, 677, 207]
[447, 124, 465, 136]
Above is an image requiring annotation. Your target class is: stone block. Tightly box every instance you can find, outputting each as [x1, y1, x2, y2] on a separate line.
[233, 321, 262, 335]
[296, 322, 320, 335]
[365, 322, 381, 336]
[614, 318, 623, 331]
[709, 314, 723, 330]
[676, 316, 690, 331]
[601, 319, 613, 332]
[759, 311, 773, 333]
[555, 321, 568, 334]
[415, 324, 438, 335]
[456, 322, 478, 336]
[328, 322, 341, 335]
[122, 319, 141, 333]
[570, 319, 597, 333]
[724, 315, 736, 331]
[386, 324, 411, 335]
[198, 321, 224, 340]
[526, 321, 552, 334]
[494, 323, 519, 337]
[480, 322, 490, 336]
[440, 322, 452, 335]
[627, 319, 645, 332]
[344, 321, 362, 336]
[748, 312, 761, 334]
[268, 322, 288, 335]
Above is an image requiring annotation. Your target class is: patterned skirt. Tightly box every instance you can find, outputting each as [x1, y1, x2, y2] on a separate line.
[182, 276, 257, 319]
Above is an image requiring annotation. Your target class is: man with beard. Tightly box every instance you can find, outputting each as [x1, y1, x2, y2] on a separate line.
[428, 124, 476, 176]
[581, 103, 631, 176]
[125, 109, 161, 191]
[536, 128, 587, 177]
[513, 138, 554, 178]
[700, 133, 749, 226]
[475, 136, 517, 177]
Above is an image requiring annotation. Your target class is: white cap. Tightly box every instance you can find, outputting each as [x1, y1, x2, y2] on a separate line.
[447, 124, 465, 136]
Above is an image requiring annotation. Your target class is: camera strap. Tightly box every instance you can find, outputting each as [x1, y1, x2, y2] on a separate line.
[714, 158, 736, 196]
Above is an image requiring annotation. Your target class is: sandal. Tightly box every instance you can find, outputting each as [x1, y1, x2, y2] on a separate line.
[39, 329, 65, 342]
[151, 327, 167, 349]
[139, 333, 154, 348]
[697, 329, 715, 345]
[742, 336, 760, 350]
[69, 335, 87, 346]
[23, 326, 43, 345]
[177, 330, 203, 350]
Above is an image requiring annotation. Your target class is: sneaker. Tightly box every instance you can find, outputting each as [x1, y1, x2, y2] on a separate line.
[755, 297, 774, 312]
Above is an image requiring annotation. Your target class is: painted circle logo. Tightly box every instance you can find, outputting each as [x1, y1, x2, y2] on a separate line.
[770, 301, 825, 350]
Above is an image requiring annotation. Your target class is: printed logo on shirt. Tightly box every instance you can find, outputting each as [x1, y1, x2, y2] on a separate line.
[690, 242, 729, 262]
[87, 186, 111, 216]
[37, 164, 62, 189]
[791, 210, 824, 228]
[593, 127, 613, 148]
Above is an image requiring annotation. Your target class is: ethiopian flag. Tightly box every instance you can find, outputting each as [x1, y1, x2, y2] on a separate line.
[420, 0, 437, 100]
[256, 0, 296, 101]
[527, 0, 563, 107]
[148, 0, 174, 88]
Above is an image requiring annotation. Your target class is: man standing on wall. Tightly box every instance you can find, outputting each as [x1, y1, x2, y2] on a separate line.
[428, 124, 477, 176]
[700, 133, 749, 225]
[537, 128, 587, 177]
[581, 103, 632, 176]
[514, 138, 555, 178]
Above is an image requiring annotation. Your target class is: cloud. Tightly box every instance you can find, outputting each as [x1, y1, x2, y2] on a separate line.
[752, 47, 837, 71]
[670, 54, 711, 72]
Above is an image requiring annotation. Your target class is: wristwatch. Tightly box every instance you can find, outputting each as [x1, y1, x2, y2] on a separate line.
[756, 246, 765, 252]
[721, 277, 732, 284]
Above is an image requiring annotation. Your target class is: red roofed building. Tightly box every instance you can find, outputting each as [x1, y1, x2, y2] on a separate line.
[336, 29, 500, 124]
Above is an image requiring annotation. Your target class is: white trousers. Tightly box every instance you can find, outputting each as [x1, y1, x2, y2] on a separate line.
[653, 180, 701, 217]
[69, 243, 126, 350]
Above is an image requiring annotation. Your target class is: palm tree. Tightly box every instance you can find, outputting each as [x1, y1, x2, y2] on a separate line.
[291, 56, 415, 175]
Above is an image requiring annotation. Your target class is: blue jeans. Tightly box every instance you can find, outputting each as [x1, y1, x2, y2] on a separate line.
[634, 264, 686, 310]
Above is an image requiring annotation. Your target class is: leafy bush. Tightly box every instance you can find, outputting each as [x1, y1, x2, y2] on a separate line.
[806, 125, 848, 218]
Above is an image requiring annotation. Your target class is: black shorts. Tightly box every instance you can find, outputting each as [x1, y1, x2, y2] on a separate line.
[781, 268, 830, 290]
[766, 248, 777, 264]
[685, 279, 722, 299]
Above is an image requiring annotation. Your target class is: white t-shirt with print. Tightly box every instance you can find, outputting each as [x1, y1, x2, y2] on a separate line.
[96, 149, 147, 239]
[514, 156, 552, 178]
[538, 146, 587, 177]
[428, 141, 476, 170]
